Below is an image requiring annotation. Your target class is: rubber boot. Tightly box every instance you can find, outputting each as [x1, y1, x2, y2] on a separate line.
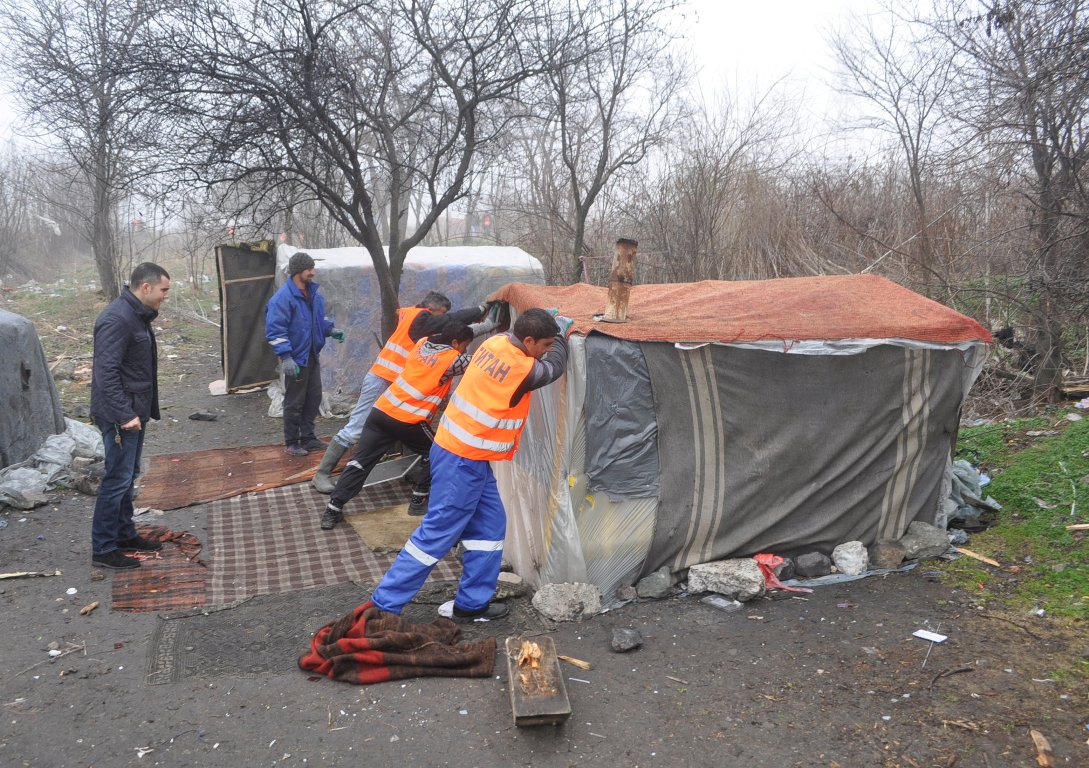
[312, 441, 348, 494]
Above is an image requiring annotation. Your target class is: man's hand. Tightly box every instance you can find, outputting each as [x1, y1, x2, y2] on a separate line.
[331, 328, 346, 343]
[121, 416, 141, 430]
[280, 356, 301, 379]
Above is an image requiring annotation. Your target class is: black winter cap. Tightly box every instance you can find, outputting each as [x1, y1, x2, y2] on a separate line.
[288, 252, 316, 276]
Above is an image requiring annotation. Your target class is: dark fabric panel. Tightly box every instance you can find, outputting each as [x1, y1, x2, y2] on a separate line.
[641, 343, 965, 577]
[217, 244, 279, 391]
[0, 309, 65, 467]
[584, 335, 659, 498]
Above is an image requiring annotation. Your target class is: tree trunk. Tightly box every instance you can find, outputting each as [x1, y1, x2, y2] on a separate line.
[92, 171, 119, 300]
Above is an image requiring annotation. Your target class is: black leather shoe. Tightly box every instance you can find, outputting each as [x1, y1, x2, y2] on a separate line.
[320, 506, 343, 530]
[301, 437, 326, 451]
[452, 602, 509, 623]
[92, 550, 141, 569]
[118, 535, 163, 552]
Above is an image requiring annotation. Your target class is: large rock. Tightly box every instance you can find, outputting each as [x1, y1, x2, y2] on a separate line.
[869, 539, 907, 569]
[900, 521, 951, 560]
[794, 552, 832, 578]
[832, 541, 869, 576]
[636, 566, 673, 599]
[774, 557, 796, 581]
[687, 559, 765, 602]
[531, 582, 602, 622]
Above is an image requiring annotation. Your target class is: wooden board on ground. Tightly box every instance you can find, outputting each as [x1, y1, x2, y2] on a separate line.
[505, 635, 572, 727]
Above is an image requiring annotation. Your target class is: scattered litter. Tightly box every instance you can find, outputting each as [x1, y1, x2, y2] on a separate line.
[1033, 496, 1058, 509]
[700, 594, 742, 612]
[79, 601, 99, 616]
[208, 379, 228, 396]
[1066, 523, 1089, 531]
[47, 649, 63, 657]
[1029, 729, 1055, 767]
[1026, 430, 1059, 437]
[567, 677, 590, 684]
[913, 629, 948, 643]
[780, 561, 917, 588]
[557, 655, 592, 670]
[132, 507, 165, 518]
[1074, 397, 1089, 409]
[135, 747, 154, 758]
[1067, 413, 1083, 421]
[0, 519, 6, 529]
[65, 587, 77, 596]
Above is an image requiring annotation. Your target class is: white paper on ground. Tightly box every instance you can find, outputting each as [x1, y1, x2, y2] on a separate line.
[912, 629, 948, 643]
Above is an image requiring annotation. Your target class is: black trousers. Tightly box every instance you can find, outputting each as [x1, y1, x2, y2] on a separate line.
[329, 409, 433, 510]
[283, 356, 322, 446]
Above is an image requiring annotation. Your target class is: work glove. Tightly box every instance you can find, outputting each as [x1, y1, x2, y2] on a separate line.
[279, 356, 300, 379]
[331, 328, 346, 343]
[486, 300, 506, 323]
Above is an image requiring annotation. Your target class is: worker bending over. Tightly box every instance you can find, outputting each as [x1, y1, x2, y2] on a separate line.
[312, 291, 490, 492]
[319, 317, 475, 527]
[368, 308, 570, 623]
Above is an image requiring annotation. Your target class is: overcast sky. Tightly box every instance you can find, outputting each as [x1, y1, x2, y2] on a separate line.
[0, 0, 875, 145]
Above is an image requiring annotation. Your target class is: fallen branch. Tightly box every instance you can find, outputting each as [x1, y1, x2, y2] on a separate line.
[929, 665, 974, 689]
[1065, 523, 1089, 531]
[978, 613, 1041, 640]
[557, 655, 592, 671]
[0, 570, 62, 580]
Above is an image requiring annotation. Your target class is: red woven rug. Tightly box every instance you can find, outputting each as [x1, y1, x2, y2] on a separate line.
[110, 525, 208, 612]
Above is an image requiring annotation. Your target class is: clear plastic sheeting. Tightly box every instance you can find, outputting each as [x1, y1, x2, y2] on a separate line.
[495, 333, 659, 602]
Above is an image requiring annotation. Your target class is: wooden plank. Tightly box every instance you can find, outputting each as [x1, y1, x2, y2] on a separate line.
[949, 542, 997, 566]
[505, 636, 572, 727]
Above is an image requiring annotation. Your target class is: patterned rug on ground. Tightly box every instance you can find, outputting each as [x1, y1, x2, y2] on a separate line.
[111, 525, 208, 612]
[137, 440, 339, 510]
[206, 481, 459, 606]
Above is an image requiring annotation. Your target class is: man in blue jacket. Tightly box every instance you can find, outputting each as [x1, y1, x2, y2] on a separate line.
[265, 252, 344, 456]
[90, 262, 171, 570]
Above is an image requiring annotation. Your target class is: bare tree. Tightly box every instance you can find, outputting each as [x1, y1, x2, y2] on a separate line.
[148, 0, 572, 335]
[535, 0, 688, 282]
[0, 0, 166, 298]
[935, 0, 1089, 398]
[829, 4, 959, 285]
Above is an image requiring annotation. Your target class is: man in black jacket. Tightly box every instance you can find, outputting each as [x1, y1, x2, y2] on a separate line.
[89, 263, 171, 569]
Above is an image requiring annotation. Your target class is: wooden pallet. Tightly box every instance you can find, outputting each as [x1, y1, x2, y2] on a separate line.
[505, 636, 572, 727]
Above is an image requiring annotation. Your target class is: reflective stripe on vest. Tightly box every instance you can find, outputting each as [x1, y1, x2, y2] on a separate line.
[369, 306, 427, 382]
[376, 340, 458, 424]
[434, 335, 535, 461]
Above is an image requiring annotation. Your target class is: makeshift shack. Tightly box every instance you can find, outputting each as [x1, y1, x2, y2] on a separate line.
[216, 242, 544, 394]
[0, 309, 65, 468]
[489, 276, 992, 600]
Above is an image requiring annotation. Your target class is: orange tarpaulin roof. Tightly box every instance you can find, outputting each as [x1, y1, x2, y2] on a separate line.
[494, 275, 991, 345]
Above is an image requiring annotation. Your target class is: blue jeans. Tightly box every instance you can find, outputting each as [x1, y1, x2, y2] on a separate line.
[91, 417, 146, 555]
[333, 372, 390, 449]
[371, 444, 506, 614]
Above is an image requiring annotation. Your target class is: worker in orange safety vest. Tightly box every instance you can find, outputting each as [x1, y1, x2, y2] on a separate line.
[369, 307, 571, 623]
[319, 317, 475, 528]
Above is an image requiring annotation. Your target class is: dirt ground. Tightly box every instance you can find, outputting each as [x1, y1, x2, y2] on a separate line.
[1, 303, 1087, 768]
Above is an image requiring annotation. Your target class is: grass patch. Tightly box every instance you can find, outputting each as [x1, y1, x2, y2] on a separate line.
[949, 414, 1089, 620]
